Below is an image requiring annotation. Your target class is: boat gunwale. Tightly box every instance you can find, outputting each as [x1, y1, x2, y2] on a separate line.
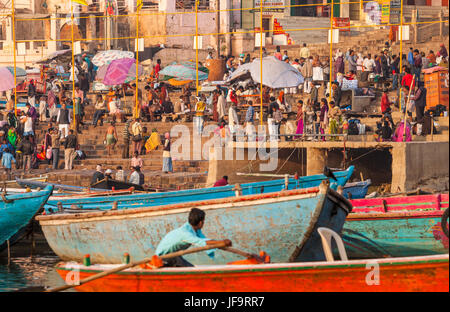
[347, 210, 445, 220]
[37, 187, 329, 222]
[43, 167, 355, 207]
[55, 254, 449, 276]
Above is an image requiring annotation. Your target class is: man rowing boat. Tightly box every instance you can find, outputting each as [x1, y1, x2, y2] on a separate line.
[155, 208, 232, 267]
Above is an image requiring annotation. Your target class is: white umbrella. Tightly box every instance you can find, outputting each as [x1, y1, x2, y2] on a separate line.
[92, 50, 135, 67]
[228, 56, 304, 89]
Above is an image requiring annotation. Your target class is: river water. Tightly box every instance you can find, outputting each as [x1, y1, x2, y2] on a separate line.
[0, 234, 72, 292]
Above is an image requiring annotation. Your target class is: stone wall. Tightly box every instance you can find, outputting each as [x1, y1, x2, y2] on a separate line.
[391, 142, 449, 193]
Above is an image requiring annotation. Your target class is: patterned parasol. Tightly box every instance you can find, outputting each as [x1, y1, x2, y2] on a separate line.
[102, 58, 143, 86]
[92, 50, 135, 67]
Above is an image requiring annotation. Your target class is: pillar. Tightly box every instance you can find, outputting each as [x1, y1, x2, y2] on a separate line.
[411, 9, 417, 44]
[220, 0, 232, 56]
[49, 13, 60, 53]
[306, 148, 328, 176]
[159, 0, 176, 13]
[340, 2, 350, 18]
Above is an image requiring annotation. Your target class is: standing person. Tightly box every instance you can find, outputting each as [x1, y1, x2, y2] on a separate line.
[194, 97, 206, 135]
[380, 88, 393, 115]
[301, 57, 313, 94]
[57, 102, 71, 139]
[130, 151, 143, 169]
[334, 49, 345, 80]
[273, 105, 282, 141]
[217, 89, 226, 121]
[73, 96, 83, 134]
[16, 135, 33, 174]
[63, 129, 77, 170]
[295, 100, 304, 140]
[162, 132, 173, 174]
[328, 101, 342, 140]
[1, 148, 15, 180]
[411, 82, 427, 135]
[319, 98, 329, 141]
[274, 46, 282, 61]
[132, 83, 143, 119]
[154, 59, 162, 81]
[356, 53, 364, 81]
[245, 101, 255, 142]
[105, 121, 118, 156]
[413, 49, 422, 84]
[228, 102, 239, 141]
[131, 118, 143, 156]
[122, 118, 132, 159]
[300, 43, 310, 59]
[27, 80, 36, 108]
[92, 94, 106, 127]
[38, 96, 47, 122]
[155, 208, 232, 267]
[391, 54, 400, 91]
[267, 97, 279, 142]
[50, 128, 61, 170]
[79, 73, 89, 102]
[347, 50, 357, 73]
[211, 89, 220, 122]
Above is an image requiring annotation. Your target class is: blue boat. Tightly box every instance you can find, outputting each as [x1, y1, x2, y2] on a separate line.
[36, 183, 352, 264]
[342, 179, 371, 200]
[15, 178, 105, 193]
[41, 166, 355, 213]
[0, 185, 53, 252]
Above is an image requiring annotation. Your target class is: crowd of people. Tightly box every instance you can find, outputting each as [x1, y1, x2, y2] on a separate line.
[1, 40, 448, 181]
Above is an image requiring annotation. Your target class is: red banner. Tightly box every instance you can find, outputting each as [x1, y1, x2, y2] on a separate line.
[332, 17, 350, 32]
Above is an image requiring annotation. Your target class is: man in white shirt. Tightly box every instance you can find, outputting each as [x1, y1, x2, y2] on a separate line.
[128, 166, 140, 185]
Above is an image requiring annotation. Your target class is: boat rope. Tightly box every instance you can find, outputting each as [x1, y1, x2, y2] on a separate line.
[271, 147, 298, 179]
[1, 193, 13, 203]
[346, 145, 386, 164]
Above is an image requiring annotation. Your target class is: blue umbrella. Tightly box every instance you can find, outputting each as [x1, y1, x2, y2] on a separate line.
[159, 62, 208, 81]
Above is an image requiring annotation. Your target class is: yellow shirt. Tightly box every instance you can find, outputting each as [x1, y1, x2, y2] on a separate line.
[195, 101, 206, 117]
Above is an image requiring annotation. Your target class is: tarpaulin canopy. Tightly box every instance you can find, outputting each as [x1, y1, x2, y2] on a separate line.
[159, 61, 209, 81]
[227, 56, 304, 89]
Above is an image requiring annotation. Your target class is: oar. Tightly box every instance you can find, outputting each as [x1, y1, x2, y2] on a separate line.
[46, 242, 230, 292]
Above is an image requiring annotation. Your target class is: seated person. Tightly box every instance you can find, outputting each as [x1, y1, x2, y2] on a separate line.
[155, 208, 232, 267]
[213, 176, 229, 187]
[344, 70, 356, 80]
[161, 100, 174, 115]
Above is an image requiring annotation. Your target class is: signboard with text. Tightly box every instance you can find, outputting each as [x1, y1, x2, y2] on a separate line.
[253, 0, 285, 12]
[332, 17, 350, 31]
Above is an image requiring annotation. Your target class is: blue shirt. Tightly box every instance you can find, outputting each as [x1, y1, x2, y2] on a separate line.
[1, 152, 15, 169]
[408, 51, 414, 65]
[245, 106, 255, 122]
[155, 222, 214, 258]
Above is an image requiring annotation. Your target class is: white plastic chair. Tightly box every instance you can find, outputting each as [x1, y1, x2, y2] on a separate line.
[317, 227, 348, 262]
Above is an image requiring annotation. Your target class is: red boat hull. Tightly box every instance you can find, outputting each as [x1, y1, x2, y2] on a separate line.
[56, 255, 449, 292]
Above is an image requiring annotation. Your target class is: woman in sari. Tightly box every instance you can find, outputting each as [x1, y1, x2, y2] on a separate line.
[295, 100, 304, 140]
[328, 101, 342, 141]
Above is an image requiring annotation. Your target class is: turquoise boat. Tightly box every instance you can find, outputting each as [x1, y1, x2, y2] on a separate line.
[342, 193, 449, 259]
[42, 166, 354, 213]
[36, 183, 352, 264]
[0, 185, 53, 252]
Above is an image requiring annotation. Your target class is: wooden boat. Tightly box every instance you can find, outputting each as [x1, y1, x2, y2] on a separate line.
[342, 179, 371, 200]
[2, 175, 48, 188]
[55, 254, 449, 292]
[0, 185, 53, 252]
[343, 193, 449, 259]
[15, 178, 105, 193]
[42, 166, 355, 212]
[90, 177, 164, 192]
[37, 182, 352, 264]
